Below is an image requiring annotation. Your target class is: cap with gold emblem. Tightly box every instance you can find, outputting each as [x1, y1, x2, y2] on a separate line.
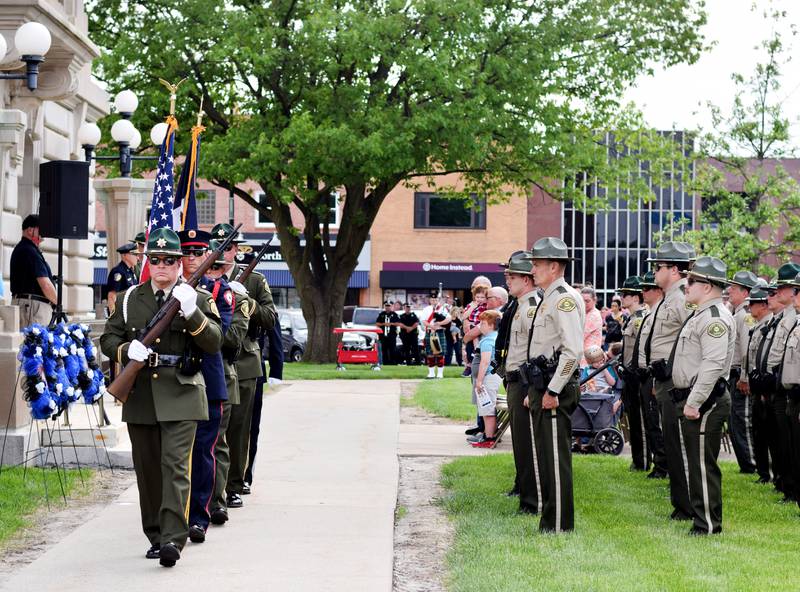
[680, 255, 729, 287]
[210, 223, 245, 243]
[146, 227, 182, 256]
[177, 229, 212, 249]
[524, 237, 573, 261]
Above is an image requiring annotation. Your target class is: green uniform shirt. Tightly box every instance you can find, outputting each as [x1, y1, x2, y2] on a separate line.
[229, 266, 278, 380]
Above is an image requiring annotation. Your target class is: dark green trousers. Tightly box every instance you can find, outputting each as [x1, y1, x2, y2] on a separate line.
[212, 401, 233, 510]
[623, 379, 649, 470]
[128, 420, 197, 549]
[530, 381, 578, 533]
[640, 375, 667, 473]
[227, 377, 257, 495]
[786, 394, 800, 503]
[506, 380, 541, 512]
[655, 379, 692, 518]
[678, 392, 731, 534]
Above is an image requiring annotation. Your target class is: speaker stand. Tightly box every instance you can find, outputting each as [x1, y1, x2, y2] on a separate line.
[49, 238, 69, 328]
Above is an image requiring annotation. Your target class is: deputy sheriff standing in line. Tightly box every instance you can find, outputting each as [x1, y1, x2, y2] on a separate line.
[670, 256, 735, 535]
[618, 275, 650, 471]
[525, 237, 584, 533]
[778, 271, 800, 508]
[206, 239, 250, 526]
[743, 281, 774, 484]
[499, 251, 542, 514]
[212, 223, 278, 507]
[100, 227, 223, 567]
[727, 270, 759, 474]
[106, 243, 139, 315]
[645, 241, 695, 520]
[762, 262, 800, 502]
[635, 271, 668, 479]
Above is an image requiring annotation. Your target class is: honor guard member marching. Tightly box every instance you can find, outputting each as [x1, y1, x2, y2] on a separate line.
[671, 257, 735, 534]
[778, 271, 800, 507]
[100, 227, 223, 567]
[212, 223, 278, 507]
[524, 237, 584, 532]
[645, 241, 695, 520]
[636, 271, 668, 478]
[106, 243, 139, 315]
[618, 276, 650, 471]
[762, 262, 800, 501]
[744, 281, 774, 484]
[206, 240, 250, 525]
[499, 252, 542, 513]
[176, 230, 234, 544]
[727, 270, 759, 474]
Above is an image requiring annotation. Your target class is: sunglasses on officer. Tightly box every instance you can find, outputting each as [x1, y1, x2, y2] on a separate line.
[148, 256, 178, 267]
[181, 247, 207, 257]
[210, 262, 228, 271]
[686, 277, 710, 286]
[652, 263, 672, 272]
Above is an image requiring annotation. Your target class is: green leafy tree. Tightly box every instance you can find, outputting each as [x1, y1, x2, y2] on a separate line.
[87, 0, 706, 361]
[663, 9, 800, 277]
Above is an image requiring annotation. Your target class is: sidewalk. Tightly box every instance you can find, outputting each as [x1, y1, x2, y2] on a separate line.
[0, 380, 401, 592]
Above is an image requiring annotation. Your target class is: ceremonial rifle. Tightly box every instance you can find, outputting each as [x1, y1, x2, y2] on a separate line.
[107, 224, 242, 403]
[234, 235, 273, 285]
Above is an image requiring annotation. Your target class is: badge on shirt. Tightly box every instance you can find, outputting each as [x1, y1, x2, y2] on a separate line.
[744, 314, 756, 328]
[557, 297, 577, 312]
[527, 307, 536, 318]
[707, 322, 727, 338]
[634, 318, 642, 330]
[686, 302, 698, 310]
[113, 272, 122, 281]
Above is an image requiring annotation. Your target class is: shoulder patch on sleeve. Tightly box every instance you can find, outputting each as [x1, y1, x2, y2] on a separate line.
[207, 297, 220, 319]
[557, 297, 577, 312]
[707, 321, 727, 338]
[113, 272, 122, 281]
[241, 299, 251, 319]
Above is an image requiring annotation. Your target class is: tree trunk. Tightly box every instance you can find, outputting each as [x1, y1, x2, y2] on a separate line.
[297, 269, 350, 363]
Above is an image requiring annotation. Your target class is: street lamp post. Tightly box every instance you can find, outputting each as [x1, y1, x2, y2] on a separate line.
[79, 91, 163, 177]
[0, 22, 52, 92]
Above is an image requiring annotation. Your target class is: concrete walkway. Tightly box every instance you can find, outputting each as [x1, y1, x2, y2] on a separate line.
[1, 380, 401, 592]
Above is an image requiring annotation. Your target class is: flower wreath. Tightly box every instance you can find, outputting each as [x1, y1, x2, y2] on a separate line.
[65, 323, 107, 403]
[48, 324, 79, 409]
[18, 324, 59, 419]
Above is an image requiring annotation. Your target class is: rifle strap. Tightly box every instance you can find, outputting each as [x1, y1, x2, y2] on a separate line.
[122, 285, 137, 324]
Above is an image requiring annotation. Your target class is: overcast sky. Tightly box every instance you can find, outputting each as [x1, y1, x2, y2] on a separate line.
[624, 0, 800, 148]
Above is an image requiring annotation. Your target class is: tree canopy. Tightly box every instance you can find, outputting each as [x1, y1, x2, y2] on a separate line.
[87, 0, 708, 359]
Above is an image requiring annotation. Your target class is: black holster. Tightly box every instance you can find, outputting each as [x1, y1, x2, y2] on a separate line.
[178, 344, 202, 376]
[650, 359, 672, 382]
[670, 377, 727, 414]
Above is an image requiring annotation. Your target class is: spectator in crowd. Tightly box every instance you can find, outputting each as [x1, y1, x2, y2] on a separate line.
[581, 286, 603, 357]
[603, 298, 627, 350]
[486, 286, 509, 311]
[460, 277, 492, 376]
[397, 303, 421, 365]
[376, 301, 400, 364]
[463, 284, 490, 373]
[10, 215, 56, 328]
[469, 310, 503, 447]
[581, 345, 617, 393]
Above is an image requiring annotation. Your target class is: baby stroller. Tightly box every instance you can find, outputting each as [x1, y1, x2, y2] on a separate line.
[571, 356, 625, 455]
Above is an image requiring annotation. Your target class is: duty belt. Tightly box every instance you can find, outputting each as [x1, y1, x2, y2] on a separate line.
[147, 353, 182, 368]
[505, 369, 521, 383]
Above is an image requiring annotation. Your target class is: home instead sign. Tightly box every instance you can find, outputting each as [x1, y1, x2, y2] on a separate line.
[380, 261, 505, 289]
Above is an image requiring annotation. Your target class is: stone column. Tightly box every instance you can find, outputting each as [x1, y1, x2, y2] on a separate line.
[95, 178, 153, 270]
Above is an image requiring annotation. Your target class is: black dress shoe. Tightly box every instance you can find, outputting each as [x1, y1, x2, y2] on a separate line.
[755, 476, 770, 484]
[241, 483, 251, 495]
[465, 426, 481, 435]
[210, 507, 229, 525]
[517, 503, 538, 515]
[145, 544, 160, 559]
[647, 470, 668, 480]
[670, 509, 693, 521]
[159, 542, 180, 567]
[689, 525, 722, 535]
[227, 493, 243, 508]
[505, 488, 520, 497]
[189, 524, 206, 543]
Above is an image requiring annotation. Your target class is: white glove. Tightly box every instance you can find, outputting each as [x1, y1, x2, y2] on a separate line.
[172, 283, 198, 317]
[128, 339, 151, 362]
[228, 281, 248, 296]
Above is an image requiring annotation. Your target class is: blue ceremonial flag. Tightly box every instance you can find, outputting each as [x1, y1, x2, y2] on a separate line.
[173, 124, 203, 231]
[141, 115, 178, 282]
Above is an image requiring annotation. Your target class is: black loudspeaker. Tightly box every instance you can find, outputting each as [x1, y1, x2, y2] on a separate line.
[38, 160, 90, 239]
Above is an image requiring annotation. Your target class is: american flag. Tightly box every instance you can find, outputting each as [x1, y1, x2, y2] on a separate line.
[140, 116, 178, 282]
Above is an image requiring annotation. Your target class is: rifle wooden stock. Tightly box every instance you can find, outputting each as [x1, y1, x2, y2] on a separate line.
[106, 224, 242, 403]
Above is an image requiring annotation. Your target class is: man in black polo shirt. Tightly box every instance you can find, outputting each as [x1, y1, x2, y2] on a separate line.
[376, 301, 400, 365]
[10, 215, 56, 328]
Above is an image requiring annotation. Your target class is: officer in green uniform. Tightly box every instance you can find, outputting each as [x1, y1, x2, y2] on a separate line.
[211, 223, 277, 508]
[618, 275, 649, 471]
[744, 281, 774, 484]
[524, 237, 584, 533]
[500, 251, 542, 515]
[130, 231, 146, 280]
[100, 227, 223, 567]
[205, 240, 250, 525]
[645, 241, 695, 520]
[727, 270, 759, 474]
[671, 256, 734, 534]
[106, 243, 139, 316]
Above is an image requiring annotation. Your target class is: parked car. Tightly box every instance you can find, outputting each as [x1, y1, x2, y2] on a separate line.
[277, 309, 307, 362]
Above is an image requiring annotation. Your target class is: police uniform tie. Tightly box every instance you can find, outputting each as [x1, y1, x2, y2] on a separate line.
[155, 289, 165, 310]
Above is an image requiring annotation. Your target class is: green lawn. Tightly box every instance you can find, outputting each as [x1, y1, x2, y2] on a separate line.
[0, 466, 90, 546]
[408, 378, 478, 422]
[283, 362, 464, 380]
[440, 454, 800, 591]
